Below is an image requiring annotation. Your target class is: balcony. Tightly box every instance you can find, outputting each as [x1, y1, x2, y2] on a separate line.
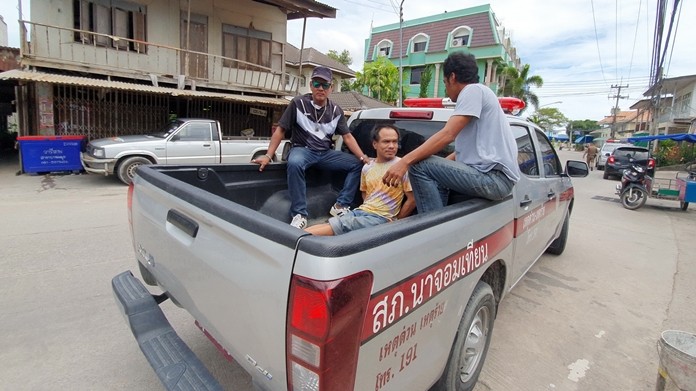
[19, 20, 300, 96]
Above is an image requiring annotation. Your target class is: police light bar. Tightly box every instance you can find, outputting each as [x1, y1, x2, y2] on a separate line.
[403, 97, 526, 115]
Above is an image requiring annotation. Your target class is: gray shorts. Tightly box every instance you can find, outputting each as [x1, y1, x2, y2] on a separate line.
[328, 209, 390, 235]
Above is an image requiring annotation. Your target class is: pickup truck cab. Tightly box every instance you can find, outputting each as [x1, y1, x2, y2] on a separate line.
[81, 118, 289, 184]
[112, 99, 589, 391]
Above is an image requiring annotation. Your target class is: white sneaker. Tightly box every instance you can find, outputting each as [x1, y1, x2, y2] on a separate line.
[290, 214, 307, 229]
[330, 204, 350, 217]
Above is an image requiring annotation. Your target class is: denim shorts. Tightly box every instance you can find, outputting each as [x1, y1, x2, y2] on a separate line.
[328, 209, 389, 235]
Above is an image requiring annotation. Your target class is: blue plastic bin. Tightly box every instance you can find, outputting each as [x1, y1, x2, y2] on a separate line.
[17, 135, 85, 173]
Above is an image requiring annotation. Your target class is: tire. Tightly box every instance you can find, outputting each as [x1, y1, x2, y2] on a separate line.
[117, 156, 151, 185]
[138, 261, 157, 286]
[603, 170, 609, 180]
[435, 281, 496, 391]
[680, 201, 689, 211]
[546, 211, 569, 255]
[620, 187, 647, 210]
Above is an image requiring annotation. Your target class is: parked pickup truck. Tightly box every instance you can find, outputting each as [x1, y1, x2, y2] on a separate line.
[81, 118, 289, 184]
[112, 101, 589, 391]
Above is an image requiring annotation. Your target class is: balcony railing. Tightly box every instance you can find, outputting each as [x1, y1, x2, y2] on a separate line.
[19, 20, 300, 95]
[656, 106, 696, 124]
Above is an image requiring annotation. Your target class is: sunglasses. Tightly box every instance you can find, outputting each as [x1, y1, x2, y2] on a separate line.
[311, 80, 332, 89]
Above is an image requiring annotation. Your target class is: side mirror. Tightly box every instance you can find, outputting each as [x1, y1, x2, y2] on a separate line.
[565, 160, 589, 177]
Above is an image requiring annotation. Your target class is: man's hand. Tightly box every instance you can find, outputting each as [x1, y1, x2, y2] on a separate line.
[382, 159, 409, 187]
[252, 154, 273, 172]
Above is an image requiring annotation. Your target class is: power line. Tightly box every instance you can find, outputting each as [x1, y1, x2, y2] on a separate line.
[590, 0, 610, 86]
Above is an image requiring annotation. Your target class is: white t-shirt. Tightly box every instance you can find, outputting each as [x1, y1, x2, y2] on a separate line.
[452, 84, 521, 183]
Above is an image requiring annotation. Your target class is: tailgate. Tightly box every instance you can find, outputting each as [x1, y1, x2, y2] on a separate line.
[130, 169, 302, 390]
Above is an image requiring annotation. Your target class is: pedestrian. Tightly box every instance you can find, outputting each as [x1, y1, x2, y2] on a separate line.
[583, 143, 598, 170]
[252, 66, 369, 229]
[381, 52, 521, 213]
[305, 124, 415, 235]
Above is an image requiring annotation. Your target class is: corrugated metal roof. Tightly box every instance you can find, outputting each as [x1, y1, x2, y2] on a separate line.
[0, 69, 292, 106]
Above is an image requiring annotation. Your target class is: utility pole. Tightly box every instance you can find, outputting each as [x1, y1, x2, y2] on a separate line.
[609, 83, 628, 139]
[398, 0, 404, 107]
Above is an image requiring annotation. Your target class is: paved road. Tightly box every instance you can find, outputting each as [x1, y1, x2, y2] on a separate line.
[0, 150, 693, 391]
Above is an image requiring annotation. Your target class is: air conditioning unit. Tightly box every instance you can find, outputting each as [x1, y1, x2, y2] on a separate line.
[451, 38, 463, 47]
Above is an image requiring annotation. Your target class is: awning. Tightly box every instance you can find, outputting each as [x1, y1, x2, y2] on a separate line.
[574, 136, 594, 144]
[552, 134, 569, 141]
[627, 133, 696, 143]
[0, 69, 292, 107]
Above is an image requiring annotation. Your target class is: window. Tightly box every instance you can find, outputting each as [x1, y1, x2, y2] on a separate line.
[512, 125, 539, 176]
[410, 66, 425, 85]
[449, 26, 472, 48]
[411, 34, 428, 53]
[73, 0, 147, 53]
[375, 40, 393, 59]
[222, 24, 272, 70]
[533, 129, 562, 176]
[177, 122, 212, 141]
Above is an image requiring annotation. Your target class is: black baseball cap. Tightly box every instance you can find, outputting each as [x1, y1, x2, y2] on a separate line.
[311, 66, 332, 82]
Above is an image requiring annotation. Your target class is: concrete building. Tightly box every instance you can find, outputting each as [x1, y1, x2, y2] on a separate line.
[365, 4, 521, 100]
[285, 44, 355, 95]
[0, 15, 8, 47]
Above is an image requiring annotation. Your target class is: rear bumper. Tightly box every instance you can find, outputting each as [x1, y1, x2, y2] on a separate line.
[81, 153, 116, 175]
[111, 271, 223, 391]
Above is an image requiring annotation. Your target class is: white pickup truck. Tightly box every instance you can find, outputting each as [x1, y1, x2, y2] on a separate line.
[112, 101, 589, 391]
[81, 118, 289, 184]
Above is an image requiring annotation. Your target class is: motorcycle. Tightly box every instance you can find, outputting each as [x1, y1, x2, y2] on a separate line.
[615, 163, 650, 210]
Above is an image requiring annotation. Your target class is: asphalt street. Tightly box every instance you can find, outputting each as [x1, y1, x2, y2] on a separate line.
[0, 149, 694, 391]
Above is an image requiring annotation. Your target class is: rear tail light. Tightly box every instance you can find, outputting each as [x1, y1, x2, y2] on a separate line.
[287, 271, 373, 391]
[607, 156, 615, 164]
[648, 158, 655, 169]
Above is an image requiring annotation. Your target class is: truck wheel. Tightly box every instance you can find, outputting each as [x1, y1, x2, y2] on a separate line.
[138, 262, 157, 286]
[603, 171, 609, 180]
[117, 156, 151, 185]
[436, 281, 495, 391]
[546, 212, 569, 255]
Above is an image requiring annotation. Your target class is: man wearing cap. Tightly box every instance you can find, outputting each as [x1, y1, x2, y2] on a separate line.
[253, 66, 369, 229]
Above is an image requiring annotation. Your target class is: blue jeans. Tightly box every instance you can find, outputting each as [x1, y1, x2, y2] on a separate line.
[328, 209, 389, 235]
[287, 146, 362, 217]
[409, 156, 515, 213]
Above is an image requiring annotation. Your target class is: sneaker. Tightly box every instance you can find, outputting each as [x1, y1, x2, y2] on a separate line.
[330, 204, 350, 217]
[290, 214, 307, 229]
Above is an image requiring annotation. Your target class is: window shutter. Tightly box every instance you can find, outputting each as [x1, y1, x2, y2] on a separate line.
[133, 11, 146, 53]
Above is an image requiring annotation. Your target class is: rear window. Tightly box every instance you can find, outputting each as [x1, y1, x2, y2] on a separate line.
[613, 148, 650, 160]
[347, 119, 453, 158]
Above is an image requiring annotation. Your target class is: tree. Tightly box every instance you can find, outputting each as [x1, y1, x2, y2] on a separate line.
[418, 65, 434, 98]
[527, 108, 569, 131]
[360, 56, 400, 103]
[568, 119, 598, 131]
[499, 64, 543, 111]
[327, 49, 352, 66]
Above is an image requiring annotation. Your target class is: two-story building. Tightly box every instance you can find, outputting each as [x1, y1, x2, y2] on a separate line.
[642, 75, 696, 135]
[0, 0, 336, 140]
[285, 44, 355, 95]
[364, 4, 520, 100]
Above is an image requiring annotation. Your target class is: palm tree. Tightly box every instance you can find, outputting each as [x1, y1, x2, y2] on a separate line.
[499, 64, 543, 111]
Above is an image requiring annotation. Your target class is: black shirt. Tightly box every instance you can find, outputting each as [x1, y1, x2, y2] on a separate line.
[278, 94, 349, 151]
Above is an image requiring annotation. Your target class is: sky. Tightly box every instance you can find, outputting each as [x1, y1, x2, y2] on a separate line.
[1, 0, 693, 122]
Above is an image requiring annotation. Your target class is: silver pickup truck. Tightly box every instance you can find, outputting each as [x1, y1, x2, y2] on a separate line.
[112, 104, 589, 391]
[81, 118, 289, 184]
